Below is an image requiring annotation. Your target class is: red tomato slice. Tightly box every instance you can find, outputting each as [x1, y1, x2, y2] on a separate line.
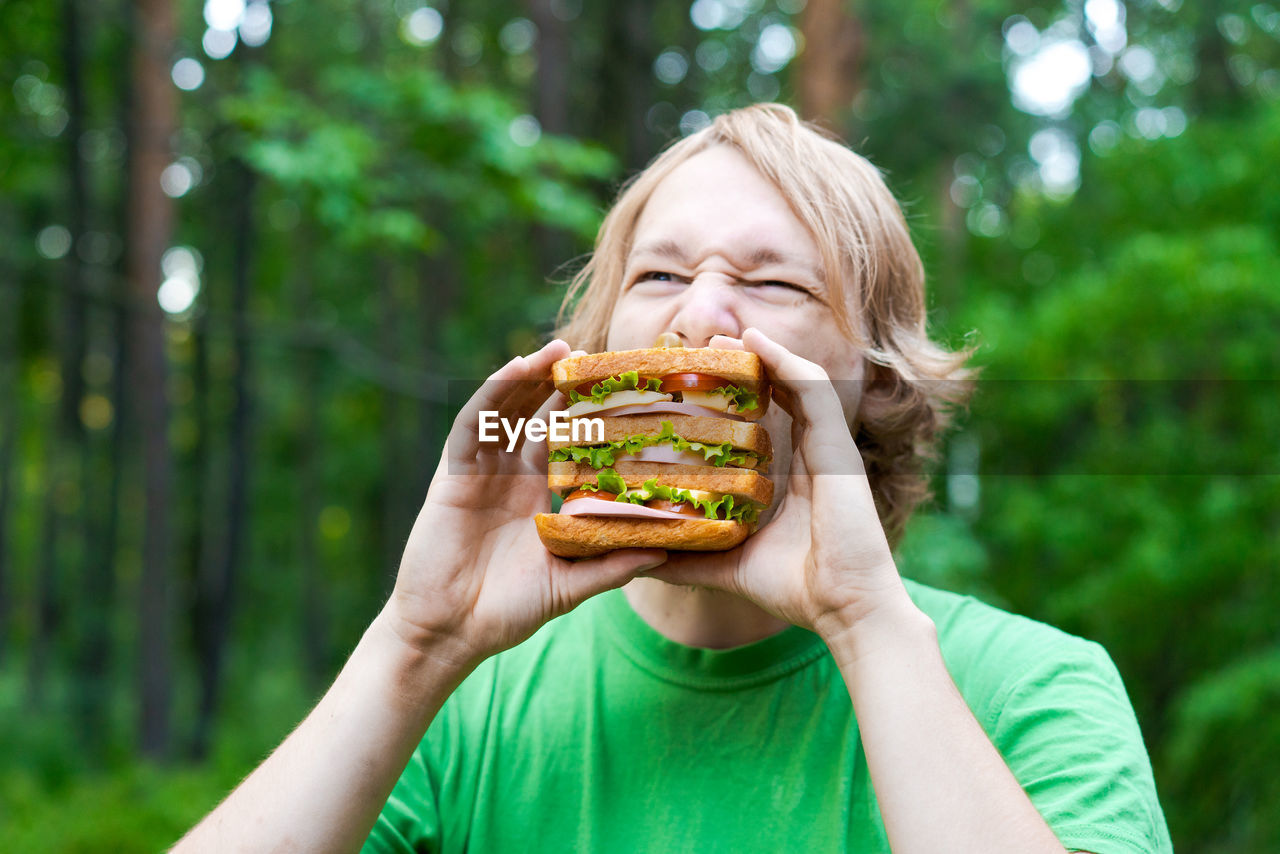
[658, 373, 730, 394]
[644, 499, 705, 518]
[563, 488, 603, 503]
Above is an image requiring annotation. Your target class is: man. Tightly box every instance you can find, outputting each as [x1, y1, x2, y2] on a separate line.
[175, 104, 1171, 853]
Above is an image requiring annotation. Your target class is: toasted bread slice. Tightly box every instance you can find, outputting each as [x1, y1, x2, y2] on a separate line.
[547, 461, 774, 506]
[547, 414, 772, 467]
[535, 513, 750, 558]
[552, 348, 764, 392]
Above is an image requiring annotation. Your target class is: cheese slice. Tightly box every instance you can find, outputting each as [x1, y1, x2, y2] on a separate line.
[679, 390, 736, 413]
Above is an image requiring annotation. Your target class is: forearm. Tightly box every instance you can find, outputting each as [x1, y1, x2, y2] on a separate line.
[173, 609, 474, 854]
[823, 594, 1066, 854]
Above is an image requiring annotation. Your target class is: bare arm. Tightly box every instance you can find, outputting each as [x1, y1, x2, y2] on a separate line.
[173, 340, 664, 853]
[821, 595, 1067, 854]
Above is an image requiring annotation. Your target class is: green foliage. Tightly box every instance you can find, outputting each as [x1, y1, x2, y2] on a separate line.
[224, 65, 613, 253]
[0, 761, 235, 853]
[909, 96, 1280, 853]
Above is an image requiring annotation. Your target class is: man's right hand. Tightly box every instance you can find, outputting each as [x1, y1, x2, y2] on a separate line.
[173, 339, 665, 854]
[380, 338, 667, 671]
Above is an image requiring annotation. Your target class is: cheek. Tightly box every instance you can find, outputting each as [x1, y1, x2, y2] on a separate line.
[747, 305, 834, 358]
[605, 293, 666, 350]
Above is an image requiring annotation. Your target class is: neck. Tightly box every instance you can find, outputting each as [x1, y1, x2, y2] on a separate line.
[622, 577, 789, 649]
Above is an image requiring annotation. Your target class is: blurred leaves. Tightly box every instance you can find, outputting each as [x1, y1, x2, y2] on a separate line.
[903, 93, 1280, 853]
[224, 65, 613, 252]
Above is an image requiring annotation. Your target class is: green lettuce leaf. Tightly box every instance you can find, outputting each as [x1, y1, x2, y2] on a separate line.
[701, 384, 759, 413]
[566, 371, 664, 405]
[577, 468, 628, 495]
[569, 469, 763, 524]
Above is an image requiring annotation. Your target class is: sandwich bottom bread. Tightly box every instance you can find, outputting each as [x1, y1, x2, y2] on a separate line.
[535, 461, 774, 559]
[535, 514, 753, 560]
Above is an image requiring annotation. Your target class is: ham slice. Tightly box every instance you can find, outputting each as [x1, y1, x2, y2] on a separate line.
[591, 402, 746, 421]
[559, 497, 698, 521]
[563, 390, 672, 419]
[615, 446, 712, 466]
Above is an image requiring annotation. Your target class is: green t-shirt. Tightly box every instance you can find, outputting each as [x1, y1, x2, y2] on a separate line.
[365, 580, 1172, 853]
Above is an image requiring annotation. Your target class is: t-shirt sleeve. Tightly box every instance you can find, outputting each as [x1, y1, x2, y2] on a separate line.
[987, 638, 1173, 854]
[361, 743, 443, 854]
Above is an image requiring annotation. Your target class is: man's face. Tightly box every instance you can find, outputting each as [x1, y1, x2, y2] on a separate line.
[606, 145, 865, 433]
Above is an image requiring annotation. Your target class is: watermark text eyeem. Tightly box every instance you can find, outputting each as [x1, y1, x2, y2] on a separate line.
[478, 411, 604, 452]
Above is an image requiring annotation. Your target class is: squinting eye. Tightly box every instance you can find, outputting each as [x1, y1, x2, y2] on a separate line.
[635, 271, 683, 285]
[757, 280, 810, 295]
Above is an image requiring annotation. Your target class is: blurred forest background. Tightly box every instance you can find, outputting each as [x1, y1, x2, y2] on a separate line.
[1, 0, 1277, 850]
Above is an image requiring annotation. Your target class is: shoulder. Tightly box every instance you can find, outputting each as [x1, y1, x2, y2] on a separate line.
[902, 578, 1118, 728]
[903, 577, 1101, 664]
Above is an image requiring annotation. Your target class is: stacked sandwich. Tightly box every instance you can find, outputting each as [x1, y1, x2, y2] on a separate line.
[534, 346, 774, 558]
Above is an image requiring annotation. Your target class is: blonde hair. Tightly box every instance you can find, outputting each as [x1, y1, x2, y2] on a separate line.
[555, 103, 974, 544]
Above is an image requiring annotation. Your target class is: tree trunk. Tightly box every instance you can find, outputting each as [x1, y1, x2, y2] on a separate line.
[0, 272, 14, 665]
[192, 160, 256, 757]
[183, 257, 212, 757]
[596, 0, 658, 171]
[1191, 9, 1243, 116]
[73, 0, 136, 757]
[80, 296, 129, 748]
[28, 450, 62, 710]
[527, 0, 575, 282]
[528, 0, 571, 136]
[62, 0, 119, 756]
[379, 262, 407, 580]
[59, 0, 90, 459]
[797, 0, 863, 132]
[127, 0, 177, 760]
[294, 237, 328, 690]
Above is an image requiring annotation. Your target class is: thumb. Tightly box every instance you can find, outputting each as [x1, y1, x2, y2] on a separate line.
[635, 550, 738, 593]
[550, 549, 668, 611]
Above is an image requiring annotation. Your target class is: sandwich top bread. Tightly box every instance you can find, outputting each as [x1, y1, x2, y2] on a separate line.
[552, 347, 770, 421]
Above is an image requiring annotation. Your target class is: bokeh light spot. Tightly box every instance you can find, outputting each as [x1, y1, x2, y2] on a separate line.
[171, 58, 205, 91]
[37, 225, 72, 259]
[509, 114, 541, 147]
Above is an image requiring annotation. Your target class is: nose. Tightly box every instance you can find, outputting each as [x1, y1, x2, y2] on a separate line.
[668, 273, 744, 347]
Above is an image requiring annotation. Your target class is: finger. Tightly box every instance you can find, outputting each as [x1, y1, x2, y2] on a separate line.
[636, 549, 738, 592]
[501, 339, 573, 420]
[708, 334, 745, 351]
[741, 328, 846, 435]
[509, 346, 585, 466]
[446, 357, 524, 471]
[447, 340, 570, 468]
[549, 549, 668, 612]
[518, 386, 568, 472]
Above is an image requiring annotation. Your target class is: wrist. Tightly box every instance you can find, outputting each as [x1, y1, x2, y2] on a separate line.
[815, 586, 937, 669]
[368, 607, 480, 706]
